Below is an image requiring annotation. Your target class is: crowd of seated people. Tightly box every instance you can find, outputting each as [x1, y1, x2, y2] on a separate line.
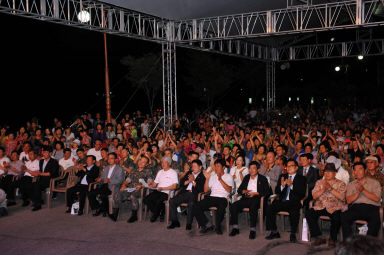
[0, 106, 383, 246]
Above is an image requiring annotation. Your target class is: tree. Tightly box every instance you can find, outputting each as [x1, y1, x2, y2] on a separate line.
[120, 53, 162, 116]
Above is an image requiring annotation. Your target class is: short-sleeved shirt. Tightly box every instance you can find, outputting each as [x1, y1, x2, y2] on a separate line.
[209, 173, 234, 198]
[0, 156, 10, 175]
[154, 169, 179, 194]
[126, 166, 153, 188]
[346, 177, 381, 207]
[8, 160, 24, 176]
[59, 157, 75, 170]
[24, 159, 40, 177]
[312, 178, 346, 214]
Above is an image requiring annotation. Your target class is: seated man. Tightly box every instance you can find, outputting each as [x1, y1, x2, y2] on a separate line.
[59, 148, 75, 171]
[306, 163, 346, 247]
[0, 151, 22, 206]
[31, 146, 60, 211]
[298, 153, 319, 208]
[143, 157, 178, 222]
[193, 159, 234, 235]
[19, 150, 40, 207]
[229, 161, 270, 239]
[168, 159, 205, 230]
[88, 153, 125, 220]
[65, 155, 99, 215]
[119, 156, 153, 223]
[341, 162, 382, 238]
[265, 159, 307, 243]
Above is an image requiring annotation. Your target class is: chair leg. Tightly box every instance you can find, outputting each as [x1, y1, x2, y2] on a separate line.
[165, 201, 169, 226]
[259, 209, 263, 235]
[226, 207, 230, 233]
[85, 197, 89, 215]
[380, 207, 383, 239]
[47, 189, 53, 209]
[138, 200, 143, 222]
[280, 215, 285, 233]
[212, 211, 216, 227]
[298, 210, 303, 241]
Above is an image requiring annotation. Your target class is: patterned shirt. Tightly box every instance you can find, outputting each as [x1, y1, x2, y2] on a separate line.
[312, 178, 346, 214]
[125, 166, 153, 188]
[367, 170, 384, 188]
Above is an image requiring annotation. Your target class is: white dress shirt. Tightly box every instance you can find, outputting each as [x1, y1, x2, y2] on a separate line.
[107, 164, 116, 179]
[209, 173, 234, 198]
[24, 159, 40, 177]
[247, 175, 258, 193]
[186, 172, 200, 191]
[80, 165, 94, 185]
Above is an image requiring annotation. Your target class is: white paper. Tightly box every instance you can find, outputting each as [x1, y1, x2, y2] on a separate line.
[301, 218, 309, 242]
[125, 188, 136, 193]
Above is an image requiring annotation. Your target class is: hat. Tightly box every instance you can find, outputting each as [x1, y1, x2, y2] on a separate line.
[326, 155, 341, 170]
[365, 155, 378, 162]
[73, 139, 80, 145]
[162, 156, 172, 164]
[324, 163, 337, 172]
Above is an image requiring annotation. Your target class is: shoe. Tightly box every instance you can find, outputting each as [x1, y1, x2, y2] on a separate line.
[65, 208, 71, 214]
[199, 225, 214, 234]
[265, 231, 280, 240]
[167, 221, 181, 229]
[102, 212, 107, 217]
[229, 228, 240, 237]
[150, 215, 159, 222]
[22, 200, 30, 207]
[290, 233, 297, 243]
[77, 210, 83, 216]
[108, 208, 119, 222]
[7, 201, 16, 207]
[185, 224, 192, 230]
[215, 227, 223, 235]
[127, 215, 138, 223]
[311, 237, 326, 246]
[32, 205, 41, 211]
[93, 208, 102, 217]
[249, 231, 256, 240]
[328, 239, 336, 248]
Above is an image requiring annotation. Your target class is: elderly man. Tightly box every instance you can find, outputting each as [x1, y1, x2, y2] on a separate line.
[229, 161, 270, 239]
[365, 155, 384, 189]
[341, 161, 382, 238]
[119, 156, 153, 223]
[167, 159, 205, 230]
[306, 163, 346, 247]
[326, 154, 349, 185]
[143, 157, 178, 223]
[88, 153, 125, 220]
[260, 151, 282, 193]
[193, 159, 234, 235]
[265, 159, 307, 243]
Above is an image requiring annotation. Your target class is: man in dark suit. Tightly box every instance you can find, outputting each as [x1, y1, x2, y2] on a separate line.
[229, 161, 270, 239]
[265, 159, 307, 243]
[65, 155, 99, 215]
[167, 159, 206, 230]
[32, 146, 60, 211]
[298, 153, 319, 208]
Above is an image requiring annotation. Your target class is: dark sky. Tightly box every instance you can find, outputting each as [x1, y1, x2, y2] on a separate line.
[1, 13, 383, 129]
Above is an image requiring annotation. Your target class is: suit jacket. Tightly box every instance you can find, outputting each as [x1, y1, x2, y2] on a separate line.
[237, 174, 271, 199]
[179, 170, 206, 200]
[101, 164, 125, 192]
[298, 166, 319, 191]
[275, 173, 307, 205]
[39, 158, 60, 185]
[76, 165, 99, 185]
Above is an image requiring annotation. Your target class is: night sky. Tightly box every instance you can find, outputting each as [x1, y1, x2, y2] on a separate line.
[1, 13, 383, 129]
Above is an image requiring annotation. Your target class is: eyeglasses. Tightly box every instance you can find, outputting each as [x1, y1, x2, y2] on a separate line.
[287, 165, 296, 168]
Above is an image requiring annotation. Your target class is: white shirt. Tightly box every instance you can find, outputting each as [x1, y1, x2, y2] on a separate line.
[186, 172, 200, 191]
[247, 175, 258, 193]
[107, 164, 116, 179]
[59, 157, 75, 170]
[0, 156, 10, 175]
[19, 151, 29, 162]
[209, 173, 234, 198]
[154, 168, 179, 194]
[87, 148, 102, 161]
[230, 166, 249, 188]
[24, 159, 40, 177]
[81, 165, 94, 185]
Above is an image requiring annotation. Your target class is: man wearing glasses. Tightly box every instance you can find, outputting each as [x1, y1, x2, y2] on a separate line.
[265, 159, 307, 243]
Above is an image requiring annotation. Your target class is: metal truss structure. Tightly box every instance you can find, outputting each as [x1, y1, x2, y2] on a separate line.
[162, 42, 177, 131]
[1, 0, 384, 121]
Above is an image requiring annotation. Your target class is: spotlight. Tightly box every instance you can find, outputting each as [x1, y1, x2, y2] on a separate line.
[330, 37, 335, 42]
[335, 66, 341, 72]
[358, 55, 364, 60]
[78, 10, 90, 23]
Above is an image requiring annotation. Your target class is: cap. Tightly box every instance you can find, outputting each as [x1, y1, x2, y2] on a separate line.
[365, 155, 378, 162]
[324, 163, 337, 172]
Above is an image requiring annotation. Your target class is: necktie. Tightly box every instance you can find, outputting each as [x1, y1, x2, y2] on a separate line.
[283, 176, 292, 201]
[303, 168, 307, 176]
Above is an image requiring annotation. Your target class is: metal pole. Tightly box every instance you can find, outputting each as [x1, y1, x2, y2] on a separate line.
[103, 10, 112, 123]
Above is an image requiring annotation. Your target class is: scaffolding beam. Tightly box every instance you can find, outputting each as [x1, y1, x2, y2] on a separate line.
[172, 0, 384, 42]
[162, 42, 177, 131]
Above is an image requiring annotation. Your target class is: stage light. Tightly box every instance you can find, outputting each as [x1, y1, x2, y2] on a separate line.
[335, 66, 341, 72]
[78, 10, 90, 23]
[249, 98, 252, 104]
[296, 97, 300, 102]
[311, 97, 314, 104]
[330, 37, 335, 42]
[358, 55, 364, 60]
[288, 97, 291, 102]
